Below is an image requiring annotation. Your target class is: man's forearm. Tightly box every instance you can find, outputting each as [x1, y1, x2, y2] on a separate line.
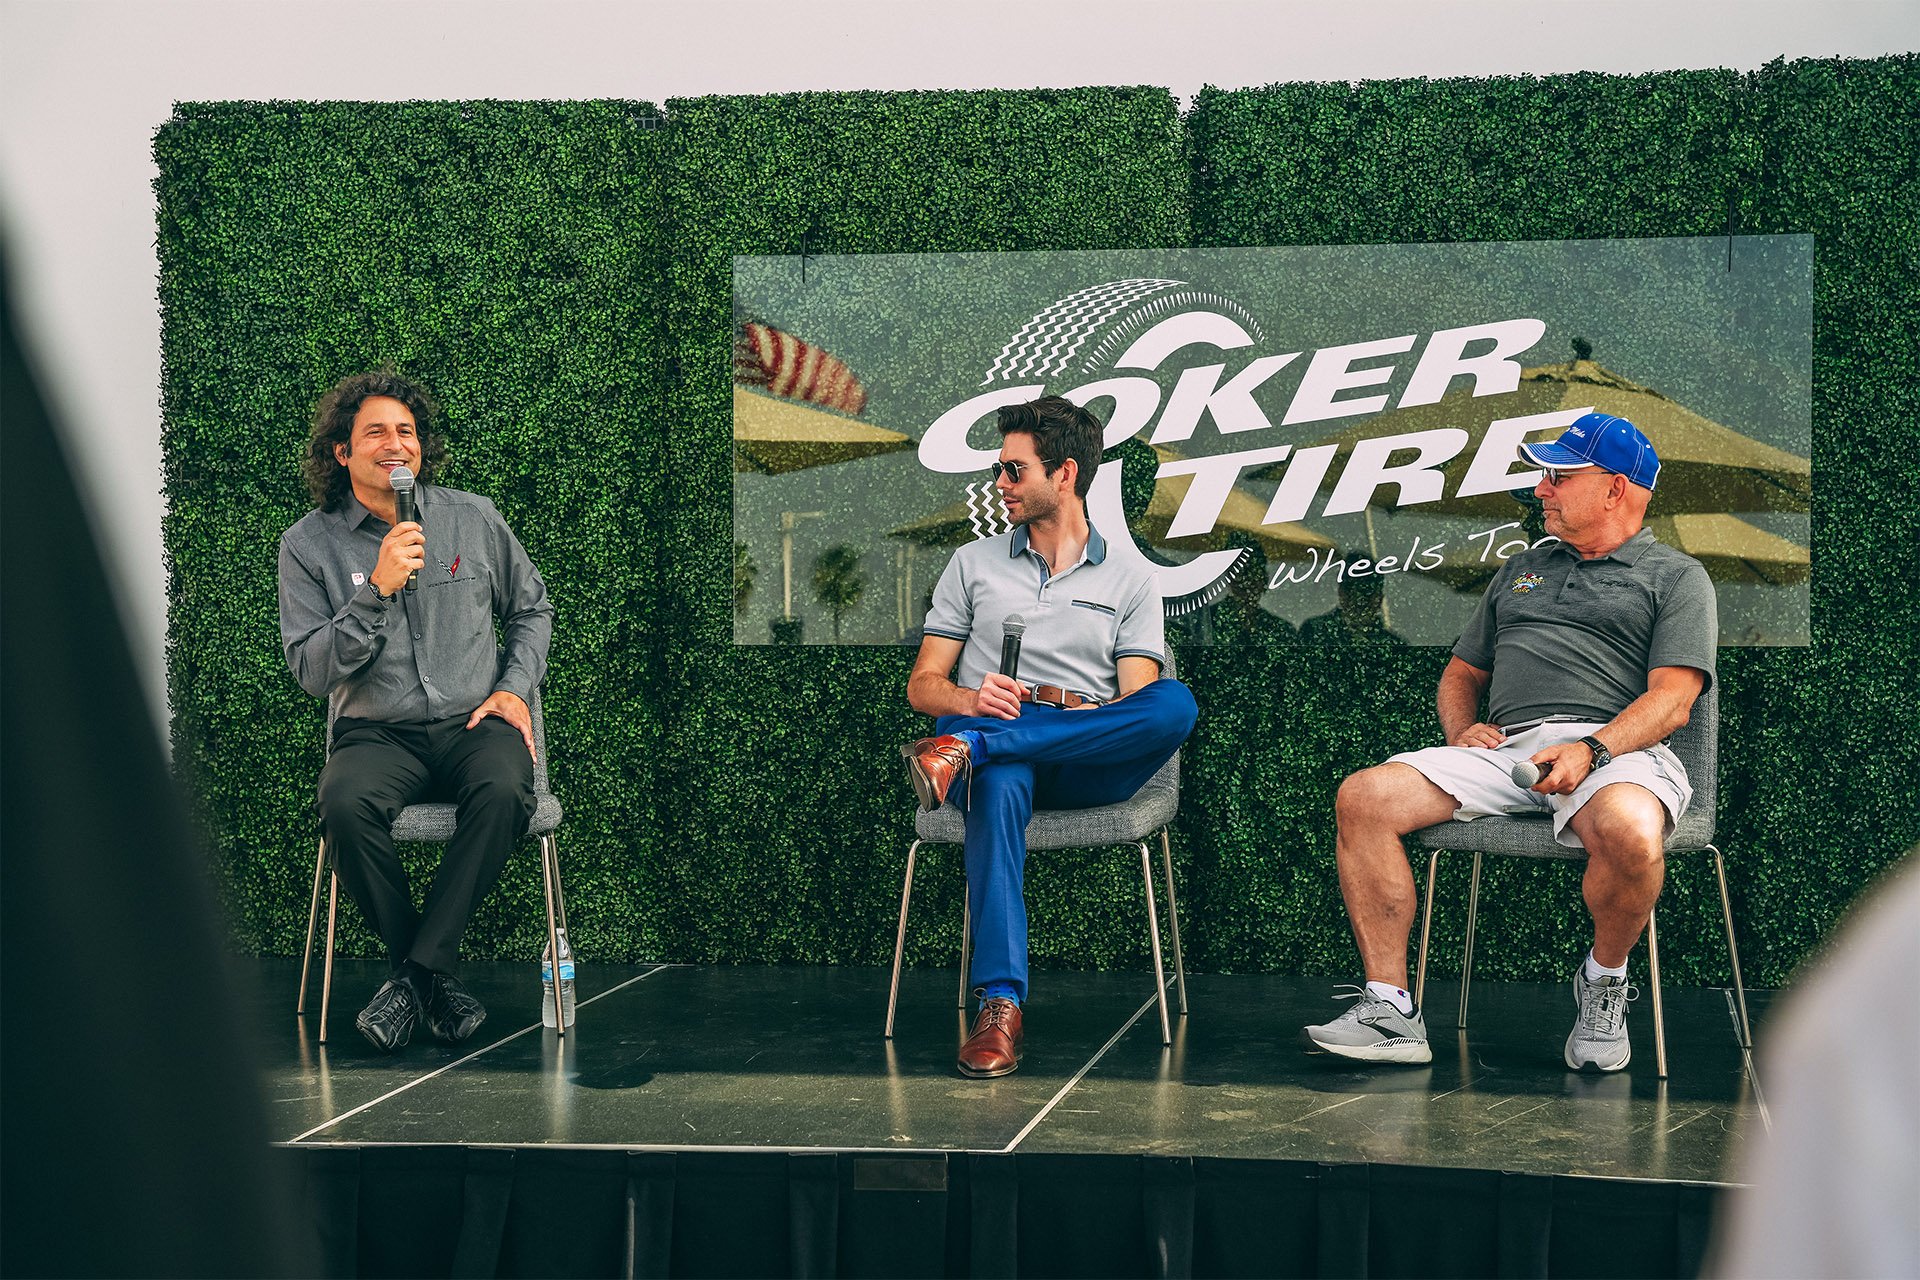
[908, 673, 976, 719]
[279, 549, 388, 699]
[1436, 666, 1487, 742]
[1594, 685, 1695, 757]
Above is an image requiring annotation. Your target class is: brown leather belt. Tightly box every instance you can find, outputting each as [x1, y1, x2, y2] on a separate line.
[1021, 684, 1103, 710]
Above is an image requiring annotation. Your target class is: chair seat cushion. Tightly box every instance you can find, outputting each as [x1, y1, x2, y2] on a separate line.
[390, 793, 563, 843]
[914, 755, 1178, 849]
[1412, 802, 1713, 858]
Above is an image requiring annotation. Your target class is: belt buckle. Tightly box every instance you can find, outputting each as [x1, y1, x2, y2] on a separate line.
[1037, 687, 1069, 709]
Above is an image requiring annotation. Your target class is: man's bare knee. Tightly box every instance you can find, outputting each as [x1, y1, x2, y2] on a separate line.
[1337, 762, 1457, 838]
[1573, 785, 1666, 869]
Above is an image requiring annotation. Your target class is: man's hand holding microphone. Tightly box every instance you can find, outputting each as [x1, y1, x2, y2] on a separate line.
[969, 615, 1029, 720]
[371, 464, 424, 597]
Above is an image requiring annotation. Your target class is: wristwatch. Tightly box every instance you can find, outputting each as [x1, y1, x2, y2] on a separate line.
[1579, 735, 1612, 770]
[370, 579, 395, 602]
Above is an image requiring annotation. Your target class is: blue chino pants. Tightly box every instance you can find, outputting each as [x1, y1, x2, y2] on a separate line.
[935, 677, 1198, 1004]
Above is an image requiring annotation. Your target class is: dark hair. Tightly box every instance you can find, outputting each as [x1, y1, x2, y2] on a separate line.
[995, 395, 1103, 499]
[303, 369, 449, 510]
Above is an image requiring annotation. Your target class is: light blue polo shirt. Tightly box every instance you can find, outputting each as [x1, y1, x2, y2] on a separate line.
[923, 523, 1165, 703]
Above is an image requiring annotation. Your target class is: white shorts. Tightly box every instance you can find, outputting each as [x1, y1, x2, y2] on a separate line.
[1387, 720, 1693, 849]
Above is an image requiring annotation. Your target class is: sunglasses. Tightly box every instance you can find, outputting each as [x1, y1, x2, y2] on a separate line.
[990, 458, 1056, 484]
[1540, 465, 1612, 486]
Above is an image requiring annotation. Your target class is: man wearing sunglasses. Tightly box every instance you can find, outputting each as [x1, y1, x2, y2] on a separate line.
[900, 396, 1198, 1078]
[1307, 412, 1717, 1072]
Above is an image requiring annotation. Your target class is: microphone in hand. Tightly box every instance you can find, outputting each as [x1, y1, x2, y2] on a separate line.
[1000, 614, 1025, 682]
[389, 465, 419, 592]
[1511, 758, 1552, 788]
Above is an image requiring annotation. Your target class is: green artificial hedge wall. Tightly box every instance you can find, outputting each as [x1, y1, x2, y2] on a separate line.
[157, 101, 669, 964]
[157, 61, 1918, 990]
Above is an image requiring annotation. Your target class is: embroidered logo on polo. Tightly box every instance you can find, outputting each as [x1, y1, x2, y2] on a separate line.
[1511, 571, 1546, 594]
[422, 550, 463, 584]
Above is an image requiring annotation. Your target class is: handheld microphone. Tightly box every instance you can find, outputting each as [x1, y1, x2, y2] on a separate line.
[1511, 759, 1552, 788]
[389, 465, 419, 592]
[1000, 614, 1026, 682]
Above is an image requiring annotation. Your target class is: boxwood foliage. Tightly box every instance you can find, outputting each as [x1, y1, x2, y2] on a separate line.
[654, 89, 1192, 970]
[156, 101, 668, 966]
[1185, 56, 1919, 986]
[159, 63, 1916, 990]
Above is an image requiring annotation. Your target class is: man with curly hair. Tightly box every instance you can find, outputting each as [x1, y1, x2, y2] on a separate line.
[278, 370, 553, 1052]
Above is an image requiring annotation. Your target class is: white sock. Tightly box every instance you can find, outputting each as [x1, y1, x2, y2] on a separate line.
[1366, 980, 1415, 1015]
[1584, 951, 1628, 982]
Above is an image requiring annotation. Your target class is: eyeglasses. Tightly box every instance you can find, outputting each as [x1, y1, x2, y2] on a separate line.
[990, 458, 1056, 484]
[1540, 465, 1611, 486]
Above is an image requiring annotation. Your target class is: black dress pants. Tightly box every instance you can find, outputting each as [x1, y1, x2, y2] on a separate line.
[316, 715, 535, 973]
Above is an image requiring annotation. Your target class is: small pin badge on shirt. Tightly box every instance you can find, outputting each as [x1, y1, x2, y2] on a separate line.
[449, 556, 461, 578]
[351, 572, 366, 586]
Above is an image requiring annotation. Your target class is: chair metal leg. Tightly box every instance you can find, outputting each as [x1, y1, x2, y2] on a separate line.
[1458, 851, 1483, 1029]
[298, 837, 327, 1015]
[1647, 904, 1667, 1078]
[540, 833, 565, 1036]
[547, 830, 572, 941]
[1158, 829, 1189, 1017]
[957, 884, 972, 1010]
[1710, 847, 1754, 1048]
[1139, 842, 1172, 1046]
[318, 872, 339, 1044]
[885, 841, 921, 1039]
[1415, 847, 1442, 1009]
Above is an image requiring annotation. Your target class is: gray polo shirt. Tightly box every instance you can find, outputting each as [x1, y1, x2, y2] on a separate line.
[1455, 527, 1717, 726]
[278, 484, 553, 722]
[923, 523, 1165, 703]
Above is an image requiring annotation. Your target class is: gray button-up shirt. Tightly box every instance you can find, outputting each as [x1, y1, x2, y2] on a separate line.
[278, 484, 553, 722]
[1454, 526, 1717, 726]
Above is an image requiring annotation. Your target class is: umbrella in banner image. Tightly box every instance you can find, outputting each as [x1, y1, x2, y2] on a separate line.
[1136, 466, 1335, 566]
[1255, 356, 1811, 519]
[733, 386, 914, 475]
[732, 321, 912, 474]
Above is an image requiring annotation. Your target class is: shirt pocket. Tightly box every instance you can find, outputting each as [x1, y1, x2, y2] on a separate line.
[1070, 598, 1117, 617]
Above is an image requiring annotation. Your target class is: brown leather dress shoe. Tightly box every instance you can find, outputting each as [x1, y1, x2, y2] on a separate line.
[957, 997, 1023, 1078]
[900, 734, 971, 811]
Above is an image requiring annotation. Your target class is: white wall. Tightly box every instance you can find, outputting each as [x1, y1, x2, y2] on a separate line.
[2, 0, 1912, 730]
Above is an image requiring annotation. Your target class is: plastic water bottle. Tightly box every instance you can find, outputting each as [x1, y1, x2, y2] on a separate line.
[540, 929, 577, 1028]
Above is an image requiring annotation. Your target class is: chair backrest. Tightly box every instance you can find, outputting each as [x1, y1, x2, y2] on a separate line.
[324, 685, 553, 799]
[1664, 678, 1717, 848]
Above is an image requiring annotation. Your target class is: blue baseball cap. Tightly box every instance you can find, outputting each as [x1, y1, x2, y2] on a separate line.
[1518, 412, 1660, 491]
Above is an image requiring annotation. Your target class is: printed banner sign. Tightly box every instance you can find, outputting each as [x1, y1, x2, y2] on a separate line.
[733, 237, 1810, 646]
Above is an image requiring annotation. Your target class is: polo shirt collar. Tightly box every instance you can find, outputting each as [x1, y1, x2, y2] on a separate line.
[1008, 521, 1109, 565]
[1551, 526, 1654, 564]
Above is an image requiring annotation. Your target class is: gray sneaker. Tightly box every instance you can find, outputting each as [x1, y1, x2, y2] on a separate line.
[1305, 985, 1432, 1064]
[1565, 967, 1636, 1071]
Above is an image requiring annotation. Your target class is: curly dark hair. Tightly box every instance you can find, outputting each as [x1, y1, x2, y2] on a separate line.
[303, 369, 449, 510]
[995, 395, 1103, 499]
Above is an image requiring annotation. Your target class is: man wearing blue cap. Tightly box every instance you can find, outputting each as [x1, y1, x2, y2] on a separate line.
[1307, 412, 1717, 1072]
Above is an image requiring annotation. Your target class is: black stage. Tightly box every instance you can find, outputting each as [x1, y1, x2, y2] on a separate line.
[255, 960, 1770, 1277]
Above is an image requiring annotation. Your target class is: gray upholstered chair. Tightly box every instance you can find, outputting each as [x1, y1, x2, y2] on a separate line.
[884, 653, 1189, 1045]
[295, 688, 571, 1041]
[1410, 683, 1752, 1077]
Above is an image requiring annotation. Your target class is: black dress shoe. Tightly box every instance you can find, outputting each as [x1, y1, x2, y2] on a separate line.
[355, 976, 420, 1052]
[425, 972, 487, 1044]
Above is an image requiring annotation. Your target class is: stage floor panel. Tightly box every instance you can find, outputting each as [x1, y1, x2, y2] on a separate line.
[256, 960, 1770, 1187]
